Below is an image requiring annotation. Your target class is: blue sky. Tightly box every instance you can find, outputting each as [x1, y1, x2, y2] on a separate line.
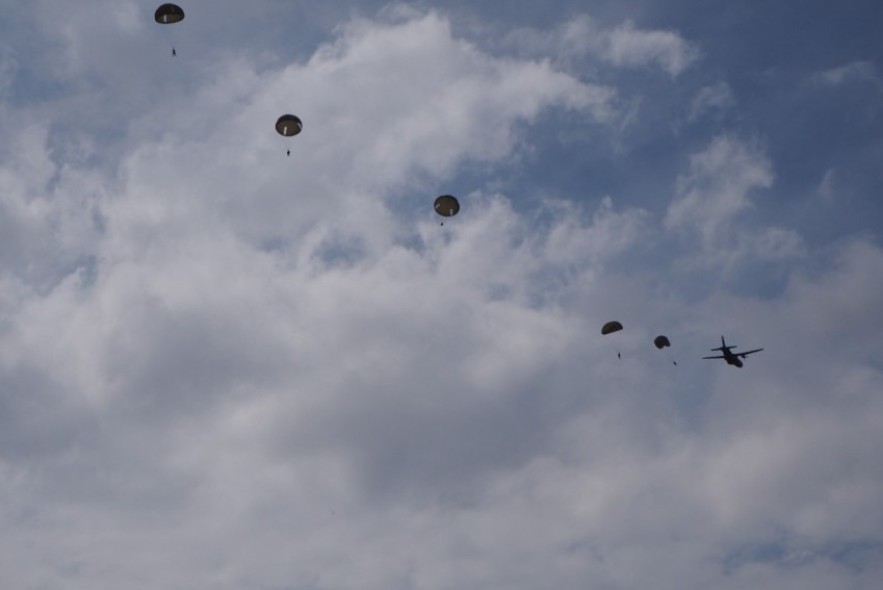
[0, 2, 882, 589]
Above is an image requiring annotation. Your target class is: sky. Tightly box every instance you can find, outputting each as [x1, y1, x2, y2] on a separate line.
[0, 1, 882, 588]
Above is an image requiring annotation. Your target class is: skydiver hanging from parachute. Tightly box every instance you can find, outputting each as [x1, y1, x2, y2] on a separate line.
[155, 4, 185, 57]
[276, 114, 303, 156]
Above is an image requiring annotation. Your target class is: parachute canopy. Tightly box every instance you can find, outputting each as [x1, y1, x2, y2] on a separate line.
[155, 3, 185, 24]
[434, 195, 460, 217]
[275, 114, 303, 137]
[601, 321, 623, 335]
[654, 335, 671, 349]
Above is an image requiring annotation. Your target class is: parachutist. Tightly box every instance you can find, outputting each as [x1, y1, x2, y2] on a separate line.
[617, 352, 621, 359]
[287, 149, 290, 156]
[172, 48, 176, 56]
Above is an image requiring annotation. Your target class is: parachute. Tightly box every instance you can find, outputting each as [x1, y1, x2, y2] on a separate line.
[276, 114, 303, 155]
[275, 114, 303, 137]
[155, 4, 185, 56]
[434, 195, 459, 225]
[154, 4, 185, 24]
[601, 321, 623, 335]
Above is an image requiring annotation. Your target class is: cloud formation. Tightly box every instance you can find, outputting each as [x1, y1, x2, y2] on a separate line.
[602, 20, 701, 76]
[0, 4, 881, 590]
[501, 14, 700, 76]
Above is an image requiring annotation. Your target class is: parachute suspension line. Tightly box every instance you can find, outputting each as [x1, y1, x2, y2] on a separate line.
[284, 123, 291, 155]
[601, 321, 624, 360]
[653, 335, 676, 366]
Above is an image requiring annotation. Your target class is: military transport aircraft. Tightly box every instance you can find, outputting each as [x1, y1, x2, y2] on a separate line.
[702, 336, 763, 368]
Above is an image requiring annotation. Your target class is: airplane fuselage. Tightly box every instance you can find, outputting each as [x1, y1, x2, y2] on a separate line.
[722, 349, 743, 367]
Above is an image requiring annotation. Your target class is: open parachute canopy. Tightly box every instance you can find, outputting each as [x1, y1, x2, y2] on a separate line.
[654, 335, 671, 349]
[155, 3, 185, 24]
[434, 195, 460, 217]
[601, 321, 623, 335]
[275, 114, 303, 137]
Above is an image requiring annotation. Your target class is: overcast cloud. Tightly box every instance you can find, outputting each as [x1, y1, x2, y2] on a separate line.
[0, 2, 881, 589]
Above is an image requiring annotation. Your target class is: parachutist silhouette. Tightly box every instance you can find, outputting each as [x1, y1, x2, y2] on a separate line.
[172, 48, 176, 56]
[617, 352, 621, 359]
[287, 149, 290, 156]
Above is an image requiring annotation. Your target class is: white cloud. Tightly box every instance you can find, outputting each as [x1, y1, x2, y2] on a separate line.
[818, 168, 838, 202]
[299, 12, 615, 183]
[0, 43, 18, 96]
[667, 136, 773, 239]
[688, 81, 735, 122]
[665, 135, 781, 266]
[603, 20, 701, 76]
[503, 14, 700, 76]
[0, 5, 881, 590]
[543, 196, 649, 268]
[816, 60, 880, 87]
[779, 239, 883, 356]
[738, 226, 806, 261]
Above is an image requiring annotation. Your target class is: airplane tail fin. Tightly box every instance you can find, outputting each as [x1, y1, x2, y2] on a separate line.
[710, 335, 727, 351]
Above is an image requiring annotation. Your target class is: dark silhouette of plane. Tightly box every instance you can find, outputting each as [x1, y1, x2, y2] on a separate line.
[702, 336, 763, 368]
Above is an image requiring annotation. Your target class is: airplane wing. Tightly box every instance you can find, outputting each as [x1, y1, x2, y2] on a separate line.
[702, 355, 725, 359]
[737, 348, 763, 358]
